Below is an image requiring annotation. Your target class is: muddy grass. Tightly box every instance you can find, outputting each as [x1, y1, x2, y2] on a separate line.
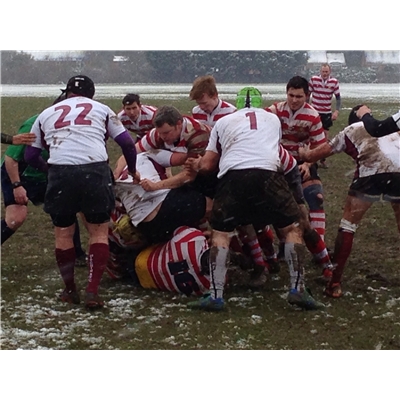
[1, 97, 399, 350]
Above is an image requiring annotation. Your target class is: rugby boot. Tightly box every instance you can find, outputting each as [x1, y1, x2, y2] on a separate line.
[85, 292, 105, 310]
[187, 293, 224, 311]
[59, 288, 81, 305]
[287, 288, 325, 310]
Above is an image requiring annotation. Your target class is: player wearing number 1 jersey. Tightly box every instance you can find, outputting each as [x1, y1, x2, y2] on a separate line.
[25, 75, 138, 310]
[185, 89, 325, 311]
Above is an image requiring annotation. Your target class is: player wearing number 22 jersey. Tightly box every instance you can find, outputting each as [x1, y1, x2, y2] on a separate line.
[25, 75, 138, 309]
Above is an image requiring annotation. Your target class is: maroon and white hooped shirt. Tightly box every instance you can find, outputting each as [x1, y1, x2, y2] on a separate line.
[309, 75, 340, 114]
[192, 99, 237, 128]
[117, 104, 157, 140]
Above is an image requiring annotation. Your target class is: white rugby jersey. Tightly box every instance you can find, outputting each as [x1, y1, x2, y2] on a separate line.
[31, 96, 126, 165]
[117, 104, 157, 139]
[115, 152, 169, 226]
[329, 122, 400, 178]
[206, 107, 282, 178]
[192, 99, 237, 127]
[309, 75, 340, 114]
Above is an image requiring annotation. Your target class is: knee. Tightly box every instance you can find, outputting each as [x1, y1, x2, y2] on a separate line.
[5, 207, 27, 230]
[303, 184, 324, 210]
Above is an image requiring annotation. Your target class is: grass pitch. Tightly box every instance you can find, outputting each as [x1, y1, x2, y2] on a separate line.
[1, 96, 399, 350]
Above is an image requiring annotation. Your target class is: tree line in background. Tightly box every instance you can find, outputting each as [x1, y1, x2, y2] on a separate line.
[1, 50, 399, 84]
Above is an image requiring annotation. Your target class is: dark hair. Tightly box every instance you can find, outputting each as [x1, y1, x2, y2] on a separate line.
[286, 76, 309, 95]
[348, 105, 364, 125]
[154, 106, 183, 127]
[53, 91, 67, 105]
[122, 93, 141, 106]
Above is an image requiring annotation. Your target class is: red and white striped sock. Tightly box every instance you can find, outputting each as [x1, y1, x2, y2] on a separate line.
[309, 209, 326, 241]
[240, 235, 268, 267]
[257, 226, 277, 260]
[304, 228, 333, 269]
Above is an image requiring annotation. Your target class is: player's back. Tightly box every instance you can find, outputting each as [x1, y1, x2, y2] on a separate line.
[210, 107, 282, 176]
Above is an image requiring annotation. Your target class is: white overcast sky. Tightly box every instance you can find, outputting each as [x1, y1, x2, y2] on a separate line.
[1, 1, 398, 52]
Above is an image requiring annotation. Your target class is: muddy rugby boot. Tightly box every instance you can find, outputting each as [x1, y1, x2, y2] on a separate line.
[287, 288, 325, 310]
[85, 292, 105, 310]
[59, 288, 81, 305]
[187, 293, 224, 311]
[324, 282, 343, 298]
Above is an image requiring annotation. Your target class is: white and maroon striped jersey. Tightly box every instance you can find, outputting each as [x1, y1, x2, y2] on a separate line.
[309, 75, 340, 114]
[192, 99, 237, 127]
[115, 152, 169, 226]
[117, 104, 157, 140]
[266, 101, 326, 160]
[329, 122, 400, 178]
[206, 107, 282, 178]
[31, 96, 126, 165]
[137, 116, 211, 158]
[140, 226, 210, 295]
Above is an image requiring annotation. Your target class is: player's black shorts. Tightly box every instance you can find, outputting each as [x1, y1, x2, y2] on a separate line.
[1, 164, 47, 207]
[319, 113, 333, 130]
[210, 169, 301, 232]
[44, 162, 115, 225]
[349, 173, 400, 203]
[188, 170, 220, 199]
[138, 185, 206, 244]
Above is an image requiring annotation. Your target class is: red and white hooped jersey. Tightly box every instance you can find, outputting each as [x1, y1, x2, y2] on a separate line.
[137, 116, 211, 158]
[279, 144, 297, 174]
[192, 99, 237, 128]
[309, 75, 340, 114]
[329, 122, 400, 179]
[117, 104, 157, 140]
[136, 226, 210, 295]
[31, 96, 126, 165]
[266, 101, 326, 160]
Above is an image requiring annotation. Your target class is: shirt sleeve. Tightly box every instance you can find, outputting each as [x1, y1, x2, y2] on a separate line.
[361, 112, 400, 137]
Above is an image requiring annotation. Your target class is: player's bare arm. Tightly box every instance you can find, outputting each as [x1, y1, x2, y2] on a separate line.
[140, 168, 195, 191]
[4, 155, 29, 205]
[298, 142, 333, 164]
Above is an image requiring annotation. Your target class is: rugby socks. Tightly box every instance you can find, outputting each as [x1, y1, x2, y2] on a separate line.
[239, 234, 268, 268]
[303, 228, 333, 269]
[309, 210, 326, 241]
[1, 219, 16, 244]
[55, 247, 76, 292]
[284, 242, 306, 292]
[209, 246, 229, 300]
[331, 230, 354, 284]
[256, 226, 278, 261]
[229, 234, 244, 253]
[86, 243, 109, 294]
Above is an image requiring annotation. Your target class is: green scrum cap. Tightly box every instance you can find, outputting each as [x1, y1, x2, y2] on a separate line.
[236, 86, 263, 109]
